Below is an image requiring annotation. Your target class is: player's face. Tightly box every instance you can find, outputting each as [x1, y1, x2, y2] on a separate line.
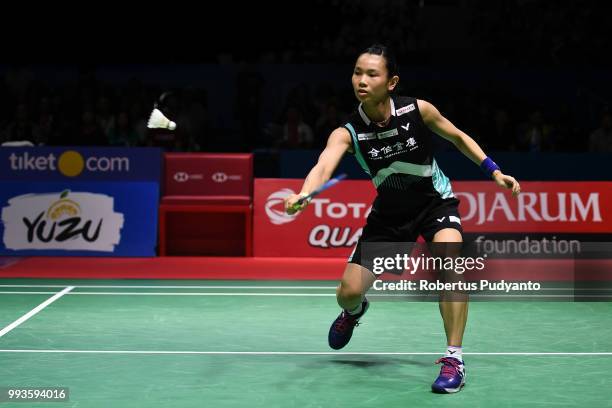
[352, 53, 398, 103]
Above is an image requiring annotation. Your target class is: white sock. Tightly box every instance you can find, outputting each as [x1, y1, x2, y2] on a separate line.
[346, 302, 363, 315]
[445, 345, 463, 362]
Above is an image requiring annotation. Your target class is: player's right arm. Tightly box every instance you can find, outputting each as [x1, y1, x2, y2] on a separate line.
[284, 127, 352, 214]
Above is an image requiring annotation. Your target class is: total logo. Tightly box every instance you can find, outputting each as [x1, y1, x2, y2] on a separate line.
[265, 189, 372, 226]
[265, 189, 298, 225]
[264, 188, 371, 248]
[8, 150, 129, 177]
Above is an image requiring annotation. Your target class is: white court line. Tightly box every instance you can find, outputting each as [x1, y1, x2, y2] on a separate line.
[0, 291, 611, 298]
[0, 286, 74, 338]
[0, 285, 337, 289]
[0, 349, 610, 356]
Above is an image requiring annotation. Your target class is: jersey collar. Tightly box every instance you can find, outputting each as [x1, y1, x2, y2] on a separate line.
[358, 97, 396, 126]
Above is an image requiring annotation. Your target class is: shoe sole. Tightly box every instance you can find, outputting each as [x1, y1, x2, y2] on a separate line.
[431, 382, 465, 394]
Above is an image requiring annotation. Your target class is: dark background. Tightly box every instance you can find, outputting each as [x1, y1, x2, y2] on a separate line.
[1, 0, 611, 174]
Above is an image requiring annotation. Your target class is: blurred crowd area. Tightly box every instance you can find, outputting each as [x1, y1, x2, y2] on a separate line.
[1, 64, 610, 154]
[215, 0, 609, 67]
[1, 0, 610, 153]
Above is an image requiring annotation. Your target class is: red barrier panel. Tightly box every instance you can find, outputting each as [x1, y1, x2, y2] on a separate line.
[455, 181, 611, 233]
[163, 153, 253, 197]
[254, 179, 612, 257]
[160, 153, 253, 256]
[254, 179, 376, 257]
[1, 257, 610, 282]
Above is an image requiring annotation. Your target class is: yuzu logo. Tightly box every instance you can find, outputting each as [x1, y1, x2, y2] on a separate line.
[47, 190, 81, 219]
[1, 190, 125, 252]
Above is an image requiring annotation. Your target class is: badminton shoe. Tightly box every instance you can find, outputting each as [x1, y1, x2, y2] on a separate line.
[431, 357, 466, 393]
[328, 298, 369, 350]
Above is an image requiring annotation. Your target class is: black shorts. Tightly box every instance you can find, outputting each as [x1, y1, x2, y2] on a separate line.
[348, 197, 463, 270]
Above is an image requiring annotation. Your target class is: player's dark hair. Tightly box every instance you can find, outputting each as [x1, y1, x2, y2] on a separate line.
[360, 44, 399, 79]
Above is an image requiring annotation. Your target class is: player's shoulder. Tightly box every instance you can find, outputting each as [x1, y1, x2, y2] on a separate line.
[393, 95, 420, 116]
[393, 95, 417, 105]
[327, 127, 353, 153]
[330, 126, 350, 138]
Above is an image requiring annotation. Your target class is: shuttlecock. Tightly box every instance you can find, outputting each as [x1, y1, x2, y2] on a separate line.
[147, 108, 177, 130]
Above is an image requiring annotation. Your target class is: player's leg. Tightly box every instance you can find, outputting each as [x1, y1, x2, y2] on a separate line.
[430, 228, 467, 393]
[419, 199, 468, 393]
[328, 208, 395, 350]
[429, 228, 468, 393]
[328, 258, 377, 350]
[432, 228, 468, 349]
[336, 262, 377, 311]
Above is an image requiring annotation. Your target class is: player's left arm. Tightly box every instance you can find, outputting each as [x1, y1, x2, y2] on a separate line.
[417, 99, 521, 196]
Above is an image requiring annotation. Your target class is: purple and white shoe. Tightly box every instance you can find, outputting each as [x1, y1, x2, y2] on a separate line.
[327, 298, 369, 350]
[431, 357, 466, 393]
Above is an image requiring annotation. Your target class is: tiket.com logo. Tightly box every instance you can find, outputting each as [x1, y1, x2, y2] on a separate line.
[1, 190, 124, 252]
[265, 189, 299, 225]
[8, 150, 129, 177]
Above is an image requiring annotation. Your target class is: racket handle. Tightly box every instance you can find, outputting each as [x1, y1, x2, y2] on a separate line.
[291, 173, 348, 210]
[294, 193, 310, 207]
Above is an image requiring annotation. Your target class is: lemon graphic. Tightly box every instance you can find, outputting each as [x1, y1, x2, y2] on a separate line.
[46, 190, 81, 220]
[58, 150, 85, 177]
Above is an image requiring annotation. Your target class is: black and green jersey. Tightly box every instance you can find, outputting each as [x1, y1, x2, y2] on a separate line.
[344, 95, 455, 215]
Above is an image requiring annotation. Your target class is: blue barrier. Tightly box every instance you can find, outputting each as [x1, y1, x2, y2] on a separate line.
[0, 147, 161, 256]
[0, 146, 160, 181]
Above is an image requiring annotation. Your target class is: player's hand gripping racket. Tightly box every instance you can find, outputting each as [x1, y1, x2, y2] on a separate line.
[290, 173, 347, 212]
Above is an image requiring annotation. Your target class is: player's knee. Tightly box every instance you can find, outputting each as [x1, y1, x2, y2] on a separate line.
[337, 280, 363, 301]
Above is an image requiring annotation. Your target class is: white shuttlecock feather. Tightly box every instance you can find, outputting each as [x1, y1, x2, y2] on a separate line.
[147, 108, 177, 130]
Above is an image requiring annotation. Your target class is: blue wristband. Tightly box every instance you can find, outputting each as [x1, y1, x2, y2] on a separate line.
[480, 157, 500, 177]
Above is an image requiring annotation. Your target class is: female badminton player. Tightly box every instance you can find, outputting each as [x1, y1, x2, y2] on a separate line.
[284, 44, 521, 394]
